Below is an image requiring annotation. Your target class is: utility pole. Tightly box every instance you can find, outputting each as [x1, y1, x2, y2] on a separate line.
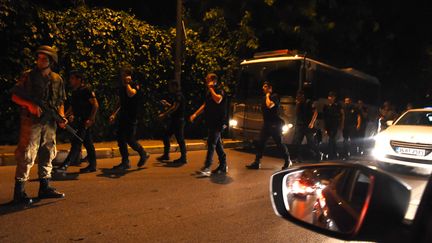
[174, 0, 183, 87]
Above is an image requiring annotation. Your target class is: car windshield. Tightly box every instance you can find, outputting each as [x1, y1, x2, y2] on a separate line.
[395, 111, 432, 126]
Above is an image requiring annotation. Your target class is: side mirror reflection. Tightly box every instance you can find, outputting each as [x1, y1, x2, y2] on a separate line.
[281, 167, 372, 234]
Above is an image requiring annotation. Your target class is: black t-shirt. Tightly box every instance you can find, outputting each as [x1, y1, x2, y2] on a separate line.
[343, 104, 360, 127]
[204, 87, 227, 129]
[262, 93, 282, 123]
[71, 85, 95, 121]
[323, 102, 342, 129]
[119, 84, 143, 121]
[296, 99, 315, 126]
[170, 91, 185, 120]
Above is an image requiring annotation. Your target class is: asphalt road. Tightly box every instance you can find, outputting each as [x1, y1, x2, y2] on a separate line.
[0, 149, 429, 242]
[0, 149, 341, 243]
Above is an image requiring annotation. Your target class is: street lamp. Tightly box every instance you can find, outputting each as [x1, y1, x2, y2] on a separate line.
[174, 0, 183, 88]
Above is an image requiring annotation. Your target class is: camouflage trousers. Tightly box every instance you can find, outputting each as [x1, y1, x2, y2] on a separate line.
[15, 116, 57, 182]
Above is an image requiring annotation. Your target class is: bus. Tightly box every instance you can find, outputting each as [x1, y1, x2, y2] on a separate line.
[229, 50, 380, 150]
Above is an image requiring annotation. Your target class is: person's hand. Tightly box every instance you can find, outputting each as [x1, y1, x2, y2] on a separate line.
[189, 114, 197, 123]
[109, 114, 116, 124]
[356, 124, 361, 130]
[58, 117, 68, 129]
[158, 113, 166, 121]
[161, 100, 170, 107]
[123, 75, 132, 86]
[85, 119, 95, 128]
[308, 123, 314, 129]
[266, 92, 271, 97]
[28, 104, 42, 117]
[68, 114, 75, 123]
[207, 81, 215, 89]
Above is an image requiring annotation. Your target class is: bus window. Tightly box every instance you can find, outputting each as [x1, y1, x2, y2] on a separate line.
[237, 60, 301, 99]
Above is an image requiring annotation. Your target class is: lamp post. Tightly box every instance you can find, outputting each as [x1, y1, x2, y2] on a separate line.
[174, 0, 183, 87]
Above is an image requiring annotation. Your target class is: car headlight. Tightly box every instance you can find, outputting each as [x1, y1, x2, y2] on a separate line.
[371, 135, 387, 159]
[229, 119, 238, 127]
[282, 124, 293, 134]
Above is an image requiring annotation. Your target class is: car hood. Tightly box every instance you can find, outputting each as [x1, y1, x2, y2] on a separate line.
[381, 125, 432, 144]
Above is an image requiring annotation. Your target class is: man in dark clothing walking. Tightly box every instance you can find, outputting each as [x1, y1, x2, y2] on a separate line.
[323, 91, 344, 159]
[292, 90, 320, 161]
[341, 97, 361, 159]
[56, 70, 99, 173]
[246, 81, 292, 170]
[109, 66, 150, 170]
[157, 81, 187, 164]
[190, 73, 228, 176]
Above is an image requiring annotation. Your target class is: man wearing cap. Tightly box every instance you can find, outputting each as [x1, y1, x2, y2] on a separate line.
[11, 45, 67, 205]
[246, 81, 292, 170]
[56, 70, 99, 173]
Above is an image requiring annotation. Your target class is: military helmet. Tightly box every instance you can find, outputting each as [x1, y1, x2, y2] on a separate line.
[36, 45, 58, 63]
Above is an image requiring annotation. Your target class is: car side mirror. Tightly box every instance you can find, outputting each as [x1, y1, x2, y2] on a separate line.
[270, 162, 411, 241]
[386, 120, 393, 126]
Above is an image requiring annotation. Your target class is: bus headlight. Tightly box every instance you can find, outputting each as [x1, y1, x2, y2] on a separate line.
[282, 124, 293, 134]
[229, 119, 238, 127]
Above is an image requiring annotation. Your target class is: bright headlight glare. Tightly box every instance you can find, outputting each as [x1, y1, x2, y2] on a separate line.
[229, 119, 238, 127]
[282, 124, 293, 134]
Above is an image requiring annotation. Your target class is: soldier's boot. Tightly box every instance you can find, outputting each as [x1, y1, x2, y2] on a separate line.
[38, 178, 65, 199]
[13, 180, 33, 205]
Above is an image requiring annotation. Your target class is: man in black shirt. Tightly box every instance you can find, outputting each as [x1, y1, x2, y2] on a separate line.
[246, 81, 292, 170]
[342, 96, 361, 159]
[323, 91, 344, 159]
[157, 81, 187, 164]
[292, 90, 320, 161]
[56, 70, 99, 173]
[109, 66, 150, 170]
[190, 73, 227, 176]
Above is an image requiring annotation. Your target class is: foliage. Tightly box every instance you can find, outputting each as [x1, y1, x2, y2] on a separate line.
[0, 1, 257, 144]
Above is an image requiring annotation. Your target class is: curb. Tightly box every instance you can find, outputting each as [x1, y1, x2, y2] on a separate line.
[0, 140, 247, 166]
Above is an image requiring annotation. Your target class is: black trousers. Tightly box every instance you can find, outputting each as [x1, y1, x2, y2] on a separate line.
[64, 122, 96, 168]
[292, 125, 320, 160]
[162, 119, 187, 158]
[255, 122, 290, 163]
[326, 127, 338, 159]
[204, 128, 226, 168]
[343, 126, 357, 157]
[117, 120, 146, 163]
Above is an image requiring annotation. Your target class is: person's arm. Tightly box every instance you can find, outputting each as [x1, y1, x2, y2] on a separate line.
[265, 93, 275, 108]
[208, 87, 223, 104]
[109, 106, 120, 124]
[340, 107, 345, 130]
[190, 103, 205, 122]
[85, 97, 99, 128]
[356, 114, 362, 130]
[57, 103, 67, 129]
[159, 102, 179, 119]
[11, 94, 42, 117]
[309, 109, 318, 129]
[126, 84, 137, 97]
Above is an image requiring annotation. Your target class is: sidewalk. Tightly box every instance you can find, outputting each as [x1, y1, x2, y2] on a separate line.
[0, 139, 246, 166]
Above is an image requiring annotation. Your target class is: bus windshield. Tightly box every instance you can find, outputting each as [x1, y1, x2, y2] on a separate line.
[237, 60, 301, 99]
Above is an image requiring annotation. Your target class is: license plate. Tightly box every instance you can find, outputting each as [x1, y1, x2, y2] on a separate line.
[396, 147, 426, 156]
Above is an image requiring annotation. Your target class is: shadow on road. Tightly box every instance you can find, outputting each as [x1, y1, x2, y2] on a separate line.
[0, 199, 60, 216]
[191, 172, 234, 185]
[154, 161, 188, 168]
[97, 168, 145, 179]
[51, 172, 80, 181]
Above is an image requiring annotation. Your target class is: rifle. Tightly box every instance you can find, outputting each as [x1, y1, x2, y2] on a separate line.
[12, 87, 83, 142]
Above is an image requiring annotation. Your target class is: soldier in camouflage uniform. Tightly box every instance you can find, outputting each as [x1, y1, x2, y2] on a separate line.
[11, 45, 66, 205]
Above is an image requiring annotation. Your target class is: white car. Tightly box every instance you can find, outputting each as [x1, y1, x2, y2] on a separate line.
[372, 108, 432, 169]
